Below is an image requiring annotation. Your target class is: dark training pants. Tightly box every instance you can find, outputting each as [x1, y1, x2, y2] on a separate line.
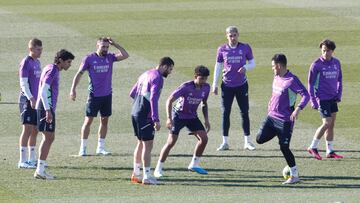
[256, 116, 296, 167]
[221, 82, 250, 137]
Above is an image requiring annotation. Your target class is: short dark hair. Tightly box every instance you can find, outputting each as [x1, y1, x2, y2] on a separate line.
[319, 39, 336, 51]
[54, 49, 75, 64]
[28, 38, 42, 48]
[194, 65, 210, 77]
[272, 54, 287, 67]
[159, 56, 174, 67]
[97, 37, 110, 43]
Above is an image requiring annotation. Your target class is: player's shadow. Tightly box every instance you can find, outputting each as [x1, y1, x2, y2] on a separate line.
[158, 175, 360, 189]
[53, 165, 133, 171]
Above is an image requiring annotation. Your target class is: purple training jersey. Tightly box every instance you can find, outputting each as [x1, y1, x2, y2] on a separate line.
[130, 68, 164, 122]
[308, 56, 342, 107]
[216, 42, 254, 87]
[19, 55, 41, 100]
[268, 71, 309, 122]
[79, 52, 117, 97]
[36, 64, 60, 111]
[171, 81, 210, 119]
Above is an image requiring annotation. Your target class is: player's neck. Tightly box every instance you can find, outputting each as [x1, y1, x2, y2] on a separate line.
[228, 42, 238, 48]
[29, 53, 38, 60]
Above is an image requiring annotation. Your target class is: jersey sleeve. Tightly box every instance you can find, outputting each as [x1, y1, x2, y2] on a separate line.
[79, 56, 90, 72]
[129, 81, 138, 99]
[109, 53, 117, 63]
[245, 44, 254, 61]
[216, 46, 224, 63]
[19, 58, 30, 78]
[336, 61, 342, 102]
[170, 83, 187, 100]
[307, 62, 318, 107]
[203, 84, 210, 102]
[149, 77, 163, 122]
[291, 76, 310, 110]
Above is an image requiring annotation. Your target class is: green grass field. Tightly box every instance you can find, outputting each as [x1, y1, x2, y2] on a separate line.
[0, 0, 359, 202]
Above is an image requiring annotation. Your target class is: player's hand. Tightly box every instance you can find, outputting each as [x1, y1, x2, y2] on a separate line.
[166, 118, 173, 130]
[29, 97, 36, 109]
[205, 120, 211, 133]
[212, 87, 218, 95]
[70, 89, 76, 101]
[154, 122, 161, 131]
[290, 107, 301, 122]
[238, 67, 246, 74]
[107, 37, 114, 45]
[45, 110, 53, 123]
[311, 102, 319, 110]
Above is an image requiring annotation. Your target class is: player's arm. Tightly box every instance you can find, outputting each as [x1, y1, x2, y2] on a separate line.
[39, 82, 53, 123]
[107, 37, 129, 61]
[336, 62, 342, 102]
[165, 95, 176, 130]
[19, 60, 36, 108]
[129, 82, 138, 99]
[201, 100, 210, 133]
[20, 77, 36, 108]
[307, 63, 319, 109]
[150, 79, 162, 131]
[290, 77, 310, 121]
[239, 45, 256, 73]
[212, 62, 223, 95]
[69, 70, 84, 101]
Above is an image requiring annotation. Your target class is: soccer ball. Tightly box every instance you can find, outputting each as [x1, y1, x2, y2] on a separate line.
[282, 165, 291, 180]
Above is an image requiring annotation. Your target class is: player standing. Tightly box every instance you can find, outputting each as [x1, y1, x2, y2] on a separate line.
[154, 65, 211, 178]
[70, 37, 129, 156]
[307, 39, 344, 160]
[256, 54, 309, 184]
[130, 57, 174, 185]
[34, 49, 75, 179]
[18, 38, 42, 169]
[212, 26, 256, 151]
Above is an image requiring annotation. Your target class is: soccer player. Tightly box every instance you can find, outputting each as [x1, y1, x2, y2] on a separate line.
[154, 65, 211, 178]
[18, 38, 42, 169]
[130, 57, 174, 185]
[307, 39, 344, 160]
[213, 26, 256, 151]
[34, 49, 75, 180]
[256, 54, 309, 184]
[70, 37, 129, 156]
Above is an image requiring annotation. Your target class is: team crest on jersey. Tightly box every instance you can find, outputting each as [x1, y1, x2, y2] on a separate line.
[239, 50, 243, 55]
[106, 59, 109, 63]
[93, 61, 97, 64]
[202, 92, 205, 97]
[27, 116, 31, 122]
[333, 64, 337, 70]
[189, 93, 193, 96]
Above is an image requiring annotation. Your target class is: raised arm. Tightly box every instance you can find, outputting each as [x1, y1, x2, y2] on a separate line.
[108, 37, 129, 61]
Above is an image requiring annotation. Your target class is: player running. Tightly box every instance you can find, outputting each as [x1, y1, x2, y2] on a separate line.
[307, 39, 344, 160]
[256, 54, 309, 184]
[154, 65, 211, 178]
[130, 57, 174, 185]
[34, 49, 75, 180]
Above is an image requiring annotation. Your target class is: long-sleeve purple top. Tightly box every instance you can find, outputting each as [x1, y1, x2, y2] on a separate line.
[130, 68, 163, 122]
[308, 56, 342, 108]
[268, 71, 309, 122]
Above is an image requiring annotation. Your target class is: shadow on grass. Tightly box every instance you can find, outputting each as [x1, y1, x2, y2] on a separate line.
[156, 175, 360, 189]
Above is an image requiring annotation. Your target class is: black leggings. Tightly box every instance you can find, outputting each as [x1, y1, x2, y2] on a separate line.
[256, 116, 295, 167]
[221, 82, 250, 137]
